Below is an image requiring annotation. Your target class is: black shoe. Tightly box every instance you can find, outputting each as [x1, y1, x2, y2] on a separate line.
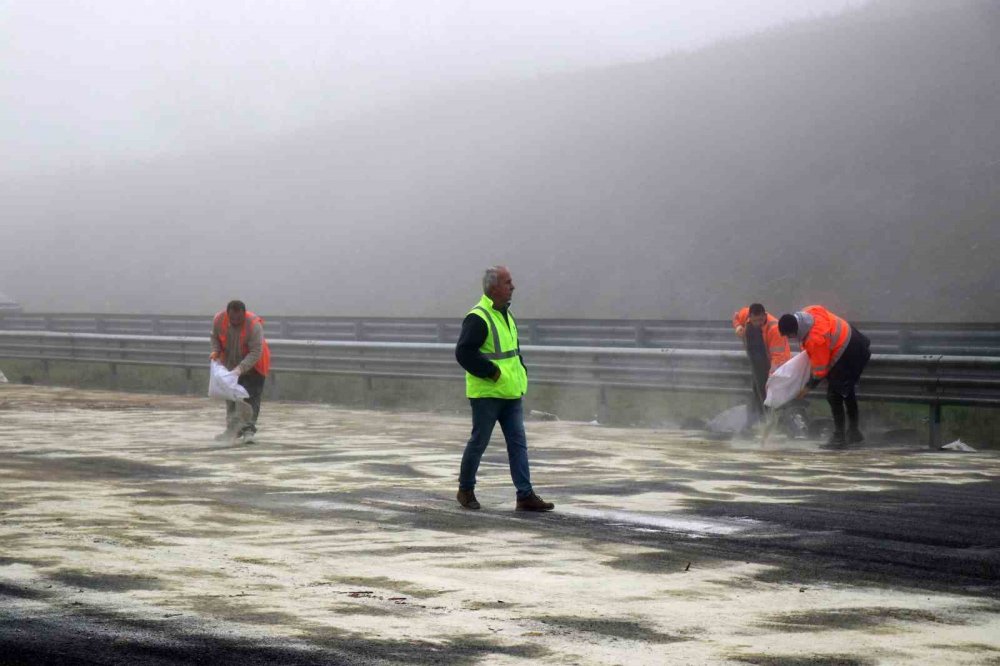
[457, 489, 480, 510]
[516, 492, 554, 512]
[847, 429, 865, 444]
[821, 432, 847, 450]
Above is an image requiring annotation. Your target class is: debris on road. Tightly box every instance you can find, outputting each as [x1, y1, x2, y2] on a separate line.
[529, 409, 559, 421]
[707, 404, 749, 433]
[941, 439, 977, 452]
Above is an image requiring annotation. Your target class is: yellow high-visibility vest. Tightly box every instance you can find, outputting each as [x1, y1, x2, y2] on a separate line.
[465, 294, 528, 399]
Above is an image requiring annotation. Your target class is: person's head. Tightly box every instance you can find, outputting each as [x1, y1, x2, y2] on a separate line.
[483, 265, 514, 308]
[748, 303, 767, 328]
[778, 314, 798, 338]
[226, 300, 247, 327]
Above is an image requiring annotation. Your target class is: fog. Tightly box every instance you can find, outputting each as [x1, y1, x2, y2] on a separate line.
[3, 0, 998, 322]
[2, 0, 861, 176]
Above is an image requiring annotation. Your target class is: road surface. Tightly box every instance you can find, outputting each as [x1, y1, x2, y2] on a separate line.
[1, 385, 998, 664]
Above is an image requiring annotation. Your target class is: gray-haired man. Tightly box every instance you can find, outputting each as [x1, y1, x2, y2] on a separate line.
[454, 266, 554, 512]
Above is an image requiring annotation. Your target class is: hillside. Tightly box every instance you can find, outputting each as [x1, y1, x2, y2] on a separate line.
[2, 0, 998, 321]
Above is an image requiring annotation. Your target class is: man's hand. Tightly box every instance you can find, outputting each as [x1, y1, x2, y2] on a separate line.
[233, 365, 245, 376]
[735, 325, 745, 338]
[795, 387, 810, 400]
[490, 368, 501, 382]
[209, 351, 221, 362]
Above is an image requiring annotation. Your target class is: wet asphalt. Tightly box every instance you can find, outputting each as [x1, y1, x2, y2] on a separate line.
[1, 385, 999, 665]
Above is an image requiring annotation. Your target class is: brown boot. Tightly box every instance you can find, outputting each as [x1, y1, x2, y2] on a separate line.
[516, 492, 554, 512]
[457, 489, 480, 510]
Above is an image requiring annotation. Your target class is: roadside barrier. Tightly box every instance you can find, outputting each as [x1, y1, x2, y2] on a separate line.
[3, 330, 998, 448]
[2, 313, 1000, 356]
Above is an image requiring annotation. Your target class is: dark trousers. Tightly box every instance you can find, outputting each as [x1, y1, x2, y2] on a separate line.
[226, 369, 265, 433]
[826, 327, 871, 434]
[747, 354, 771, 424]
[459, 398, 533, 498]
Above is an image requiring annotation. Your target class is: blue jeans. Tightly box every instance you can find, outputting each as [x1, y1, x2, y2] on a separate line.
[459, 398, 533, 499]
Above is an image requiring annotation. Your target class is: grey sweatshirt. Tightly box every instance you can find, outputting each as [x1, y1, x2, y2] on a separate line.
[210, 318, 264, 374]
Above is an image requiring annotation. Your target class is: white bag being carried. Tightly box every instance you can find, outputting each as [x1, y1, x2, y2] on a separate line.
[764, 351, 811, 409]
[208, 361, 249, 401]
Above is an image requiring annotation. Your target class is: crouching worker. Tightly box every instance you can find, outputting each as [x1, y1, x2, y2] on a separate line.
[732, 303, 791, 430]
[210, 300, 271, 444]
[778, 306, 871, 449]
[454, 266, 554, 512]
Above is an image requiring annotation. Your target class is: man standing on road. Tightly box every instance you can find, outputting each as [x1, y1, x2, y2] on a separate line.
[454, 266, 554, 512]
[210, 300, 271, 444]
[732, 303, 791, 430]
[778, 306, 871, 449]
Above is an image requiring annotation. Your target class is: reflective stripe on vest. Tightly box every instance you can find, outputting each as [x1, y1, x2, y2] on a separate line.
[465, 296, 527, 399]
[473, 306, 521, 360]
[828, 317, 852, 367]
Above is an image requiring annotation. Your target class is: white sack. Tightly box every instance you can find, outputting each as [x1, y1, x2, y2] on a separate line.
[0, 369, 7, 383]
[764, 351, 811, 409]
[941, 439, 976, 452]
[208, 361, 249, 401]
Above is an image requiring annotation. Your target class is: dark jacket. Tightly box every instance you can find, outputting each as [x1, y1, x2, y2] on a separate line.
[455, 309, 528, 379]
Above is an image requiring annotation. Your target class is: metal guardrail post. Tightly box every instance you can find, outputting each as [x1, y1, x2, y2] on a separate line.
[899, 328, 913, 355]
[925, 354, 941, 448]
[528, 322, 539, 345]
[111, 338, 124, 388]
[634, 323, 646, 347]
[38, 332, 49, 383]
[597, 385, 610, 424]
[267, 371, 280, 400]
[928, 403, 942, 449]
[359, 345, 373, 406]
[362, 376, 373, 407]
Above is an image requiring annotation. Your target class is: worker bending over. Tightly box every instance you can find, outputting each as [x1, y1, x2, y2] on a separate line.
[778, 306, 871, 449]
[733, 303, 791, 429]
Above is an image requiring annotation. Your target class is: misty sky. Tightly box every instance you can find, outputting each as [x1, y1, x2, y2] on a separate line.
[3, 0, 866, 177]
[2, 0, 997, 320]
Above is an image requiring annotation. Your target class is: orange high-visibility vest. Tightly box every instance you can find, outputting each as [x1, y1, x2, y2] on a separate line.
[214, 310, 272, 376]
[800, 305, 851, 381]
[732, 307, 791, 373]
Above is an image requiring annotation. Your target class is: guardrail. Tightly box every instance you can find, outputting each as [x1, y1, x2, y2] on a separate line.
[1, 312, 1000, 356]
[2, 330, 998, 448]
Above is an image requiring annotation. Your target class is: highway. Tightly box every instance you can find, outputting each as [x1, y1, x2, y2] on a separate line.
[1, 385, 998, 664]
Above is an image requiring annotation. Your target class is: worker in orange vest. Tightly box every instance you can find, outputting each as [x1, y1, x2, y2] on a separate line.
[732, 303, 791, 429]
[778, 306, 871, 448]
[210, 300, 271, 444]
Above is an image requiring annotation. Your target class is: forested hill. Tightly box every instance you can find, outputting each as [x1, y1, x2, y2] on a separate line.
[3, 0, 998, 321]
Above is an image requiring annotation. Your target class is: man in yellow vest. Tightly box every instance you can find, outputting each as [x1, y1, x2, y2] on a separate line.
[454, 266, 554, 511]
